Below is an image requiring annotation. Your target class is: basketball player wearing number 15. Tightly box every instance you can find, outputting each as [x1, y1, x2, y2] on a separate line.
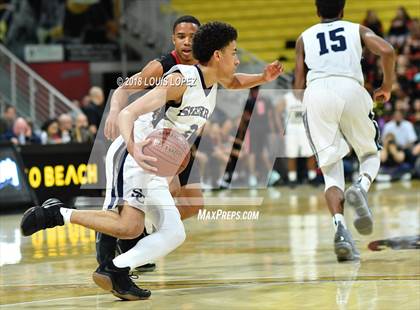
[294, 0, 395, 261]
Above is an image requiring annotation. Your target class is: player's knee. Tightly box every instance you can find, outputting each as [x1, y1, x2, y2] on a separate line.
[115, 222, 143, 239]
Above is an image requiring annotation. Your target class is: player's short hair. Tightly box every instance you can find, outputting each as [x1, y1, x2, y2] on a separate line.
[193, 22, 238, 63]
[172, 15, 201, 33]
[316, 0, 346, 19]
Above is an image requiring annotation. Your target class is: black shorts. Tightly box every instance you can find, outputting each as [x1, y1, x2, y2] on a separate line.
[178, 134, 202, 186]
[178, 153, 200, 186]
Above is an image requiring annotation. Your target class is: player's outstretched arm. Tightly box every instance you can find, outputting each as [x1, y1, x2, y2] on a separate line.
[118, 73, 187, 172]
[360, 25, 395, 102]
[104, 60, 164, 140]
[222, 60, 284, 89]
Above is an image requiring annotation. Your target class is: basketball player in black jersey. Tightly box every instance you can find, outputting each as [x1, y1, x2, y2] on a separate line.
[99, 15, 203, 273]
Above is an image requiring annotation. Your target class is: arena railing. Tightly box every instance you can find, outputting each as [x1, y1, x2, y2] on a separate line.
[0, 43, 80, 128]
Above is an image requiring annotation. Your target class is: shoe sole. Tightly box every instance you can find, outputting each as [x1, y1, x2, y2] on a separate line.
[92, 272, 150, 301]
[335, 241, 355, 262]
[345, 187, 373, 235]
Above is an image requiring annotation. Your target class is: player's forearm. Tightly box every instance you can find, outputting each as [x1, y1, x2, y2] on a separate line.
[379, 48, 396, 89]
[110, 84, 146, 113]
[118, 109, 137, 152]
[226, 73, 265, 89]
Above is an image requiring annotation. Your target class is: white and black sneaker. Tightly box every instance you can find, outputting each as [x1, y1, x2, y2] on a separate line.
[20, 198, 75, 236]
[345, 183, 373, 235]
[334, 223, 360, 262]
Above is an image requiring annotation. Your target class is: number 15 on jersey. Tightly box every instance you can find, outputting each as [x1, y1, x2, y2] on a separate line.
[316, 27, 347, 55]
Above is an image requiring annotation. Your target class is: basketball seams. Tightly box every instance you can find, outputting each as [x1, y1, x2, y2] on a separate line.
[141, 128, 190, 176]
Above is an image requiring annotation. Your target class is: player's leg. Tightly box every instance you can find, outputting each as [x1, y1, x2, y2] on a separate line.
[20, 196, 145, 238]
[339, 82, 381, 235]
[322, 160, 360, 262]
[93, 186, 185, 299]
[20, 199, 152, 300]
[117, 151, 203, 273]
[96, 137, 126, 264]
[303, 80, 358, 261]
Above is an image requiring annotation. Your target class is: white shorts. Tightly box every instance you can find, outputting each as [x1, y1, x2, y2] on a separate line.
[303, 77, 380, 168]
[285, 125, 313, 158]
[102, 136, 176, 215]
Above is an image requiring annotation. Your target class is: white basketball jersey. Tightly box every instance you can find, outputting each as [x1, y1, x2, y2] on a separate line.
[135, 64, 218, 141]
[302, 20, 363, 85]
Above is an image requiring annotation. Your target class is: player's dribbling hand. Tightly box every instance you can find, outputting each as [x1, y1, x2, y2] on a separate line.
[373, 86, 391, 103]
[131, 139, 158, 174]
[104, 110, 120, 140]
[262, 60, 284, 82]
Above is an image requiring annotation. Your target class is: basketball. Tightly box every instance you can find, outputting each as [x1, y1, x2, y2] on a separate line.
[142, 128, 191, 177]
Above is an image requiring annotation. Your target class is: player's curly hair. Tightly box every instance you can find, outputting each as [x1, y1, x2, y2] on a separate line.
[316, 0, 346, 19]
[193, 22, 238, 64]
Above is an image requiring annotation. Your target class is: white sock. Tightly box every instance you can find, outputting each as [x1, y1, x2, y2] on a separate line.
[288, 171, 297, 182]
[308, 169, 317, 180]
[333, 213, 346, 231]
[59, 208, 74, 224]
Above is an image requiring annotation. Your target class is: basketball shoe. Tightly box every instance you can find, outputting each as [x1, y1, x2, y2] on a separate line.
[20, 198, 75, 236]
[334, 223, 360, 262]
[92, 260, 151, 300]
[345, 182, 373, 235]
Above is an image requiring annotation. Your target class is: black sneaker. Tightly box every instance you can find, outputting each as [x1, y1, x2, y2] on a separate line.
[20, 198, 75, 237]
[117, 231, 157, 274]
[334, 223, 360, 262]
[92, 261, 151, 300]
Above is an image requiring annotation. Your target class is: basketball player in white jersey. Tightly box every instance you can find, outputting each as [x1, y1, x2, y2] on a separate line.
[294, 0, 395, 261]
[96, 15, 202, 274]
[277, 81, 317, 185]
[20, 22, 283, 300]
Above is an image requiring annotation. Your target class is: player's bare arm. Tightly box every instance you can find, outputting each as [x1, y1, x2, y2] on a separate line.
[360, 25, 395, 102]
[222, 60, 284, 89]
[118, 73, 187, 172]
[293, 35, 308, 100]
[104, 60, 164, 140]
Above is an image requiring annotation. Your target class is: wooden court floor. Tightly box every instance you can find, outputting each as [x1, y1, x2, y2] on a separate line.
[0, 182, 419, 309]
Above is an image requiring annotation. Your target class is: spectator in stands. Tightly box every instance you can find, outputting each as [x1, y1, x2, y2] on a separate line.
[0, 104, 16, 139]
[72, 112, 94, 143]
[40, 118, 61, 144]
[378, 132, 411, 181]
[82, 86, 105, 135]
[0, 104, 16, 131]
[382, 110, 417, 151]
[58, 113, 73, 143]
[388, 6, 412, 53]
[363, 10, 383, 37]
[404, 18, 420, 67]
[414, 99, 420, 138]
[3, 117, 41, 145]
